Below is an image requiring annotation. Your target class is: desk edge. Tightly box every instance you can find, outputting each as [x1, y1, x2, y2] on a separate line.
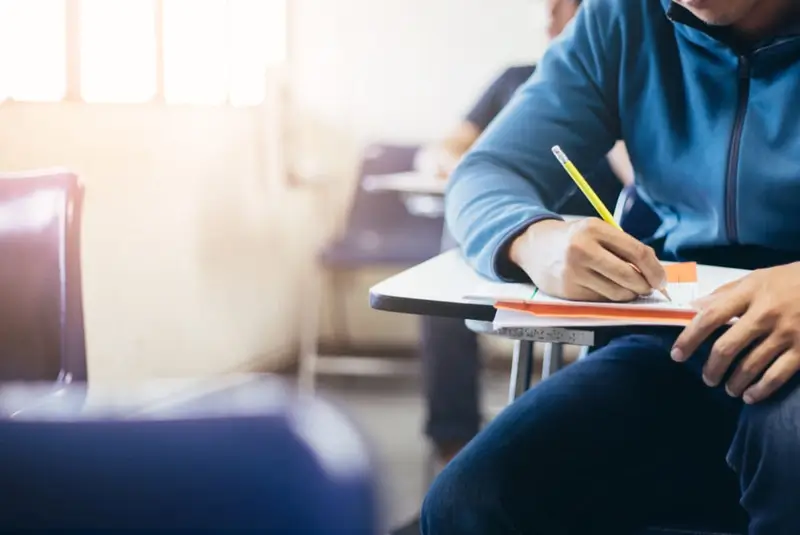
[369, 290, 495, 321]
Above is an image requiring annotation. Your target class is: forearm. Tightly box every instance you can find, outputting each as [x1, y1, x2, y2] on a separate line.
[446, 154, 563, 282]
[606, 141, 635, 186]
[445, 0, 622, 280]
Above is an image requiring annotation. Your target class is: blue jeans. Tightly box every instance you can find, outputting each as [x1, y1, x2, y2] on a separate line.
[421, 333, 800, 534]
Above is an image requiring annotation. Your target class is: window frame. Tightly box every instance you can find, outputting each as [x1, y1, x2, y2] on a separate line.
[18, 0, 285, 106]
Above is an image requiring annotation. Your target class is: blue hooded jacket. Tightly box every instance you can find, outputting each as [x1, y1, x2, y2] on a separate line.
[446, 0, 800, 280]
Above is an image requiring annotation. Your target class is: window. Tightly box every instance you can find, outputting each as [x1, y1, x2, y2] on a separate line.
[81, 0, 157, 103]
[0, 0, 287, 105]
[0, 0, 67, 102]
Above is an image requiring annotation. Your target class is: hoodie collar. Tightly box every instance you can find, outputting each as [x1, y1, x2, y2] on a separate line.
[662, 0, 800, 54]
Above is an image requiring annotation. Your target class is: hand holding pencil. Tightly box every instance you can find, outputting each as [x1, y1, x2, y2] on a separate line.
[508, 146, 668, 303]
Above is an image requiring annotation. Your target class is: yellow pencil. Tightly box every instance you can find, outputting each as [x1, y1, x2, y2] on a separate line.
[551, 145, 671, 302]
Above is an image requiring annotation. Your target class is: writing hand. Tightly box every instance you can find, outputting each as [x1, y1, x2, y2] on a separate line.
[509, 218, 666, 302]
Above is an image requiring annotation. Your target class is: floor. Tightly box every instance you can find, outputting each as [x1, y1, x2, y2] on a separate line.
[317, 370, 511, 530]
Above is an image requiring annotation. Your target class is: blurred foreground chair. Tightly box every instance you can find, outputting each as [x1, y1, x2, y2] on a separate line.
[0, 376, 379, 532]
[0, 170, 86, 382]
[300, 144, 444, 390]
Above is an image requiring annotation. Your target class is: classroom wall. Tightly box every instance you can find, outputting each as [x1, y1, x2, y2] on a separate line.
[287, 0, 547, 175]
[0, 0, 547, 380]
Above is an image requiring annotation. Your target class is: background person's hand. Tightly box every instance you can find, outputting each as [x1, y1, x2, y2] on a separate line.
[672, 263, 800, 404]
[508, 218, 666, 302]
[413, 146, 461, 180]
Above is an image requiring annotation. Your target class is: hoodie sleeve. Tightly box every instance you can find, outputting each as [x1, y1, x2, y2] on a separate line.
[445, 0, 623, 282]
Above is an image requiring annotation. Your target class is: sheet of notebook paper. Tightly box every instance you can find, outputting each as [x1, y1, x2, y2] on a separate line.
[528, 282, 698, 310]
[465, 262, 713, 312]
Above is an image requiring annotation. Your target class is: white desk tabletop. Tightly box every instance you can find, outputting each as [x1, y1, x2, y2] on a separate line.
[369, 247, 752, 334]
[369, 249, 495, 320]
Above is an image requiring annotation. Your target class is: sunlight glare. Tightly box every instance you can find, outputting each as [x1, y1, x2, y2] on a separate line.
[164, 0, 227, 105]
[81, 0, 157, 103]
[0, 0, 66, 102]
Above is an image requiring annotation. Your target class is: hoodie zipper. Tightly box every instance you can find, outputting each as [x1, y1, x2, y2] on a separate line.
[725, 56, 751, 243]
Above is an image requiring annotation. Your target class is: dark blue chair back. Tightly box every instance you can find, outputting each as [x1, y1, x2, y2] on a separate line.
[321, 144, 444, 267]
[617, 185, 662, 241]
[0, 377, 379, 532]
[0, 170, 86, 382]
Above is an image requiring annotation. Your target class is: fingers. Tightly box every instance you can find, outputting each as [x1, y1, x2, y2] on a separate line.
[743, 350, 800, 404]
[692, 279, 743, 310]
[566, 220, 655, 299]
[584, 244, 652, 297]
[725, 334, 788, 398]
[711, 278, 743, 297]
[579, 271, 639, 302]
[702, 314, 770, 387]
[672, 291, 749, 363]
[593, 223, 666, 289]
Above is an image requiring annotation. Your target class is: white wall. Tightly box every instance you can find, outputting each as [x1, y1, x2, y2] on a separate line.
[286, 0, 548, 358]
[287, 0, 549, 176]
[0, 0, 546, 380]
[0, 102, 313, 381]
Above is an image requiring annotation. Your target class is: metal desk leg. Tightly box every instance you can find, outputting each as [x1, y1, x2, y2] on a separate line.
[298, 268, 322, 392]
[542, 343, 565, 380]
[508, 340, 534, 404]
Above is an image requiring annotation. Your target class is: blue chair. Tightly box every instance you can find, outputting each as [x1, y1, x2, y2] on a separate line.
[300, 144, 445, 390]
[0, 376, 379, 532]
[320, 144, 444, 267]
[0, 170, 87, 382]
[614, 185, 662, 242]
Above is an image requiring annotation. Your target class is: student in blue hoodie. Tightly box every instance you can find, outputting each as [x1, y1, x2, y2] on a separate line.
[422, 0, 800, 534]
[411, 0, 634, 474]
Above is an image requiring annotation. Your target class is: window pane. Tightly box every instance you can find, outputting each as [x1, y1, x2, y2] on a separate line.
[163, 0, 227, 104]
[228, 0, 286, 107]
[81, 0, 156, 103]
[0, 1, 7, 102]
[0, 0, 66, 102]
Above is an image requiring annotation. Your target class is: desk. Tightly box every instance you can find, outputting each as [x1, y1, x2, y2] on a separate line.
[370, 249, 748, 403]
[370, 249, 619, 402]
[362, 172, 446, 219]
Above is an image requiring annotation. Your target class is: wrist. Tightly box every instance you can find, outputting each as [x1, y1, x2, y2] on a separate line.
[509, 219, 564, 267]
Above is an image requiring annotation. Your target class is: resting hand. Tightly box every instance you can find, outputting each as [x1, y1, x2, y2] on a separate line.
[672, 263, 800, 404]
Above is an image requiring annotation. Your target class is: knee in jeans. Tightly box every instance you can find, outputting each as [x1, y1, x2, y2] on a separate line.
[420, 463, 489, 535]
[420, 467, 463, 534]
[728, 377, 800, 475]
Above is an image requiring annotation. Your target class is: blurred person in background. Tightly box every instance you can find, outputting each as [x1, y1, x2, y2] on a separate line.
[390, 1, 633, 534]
